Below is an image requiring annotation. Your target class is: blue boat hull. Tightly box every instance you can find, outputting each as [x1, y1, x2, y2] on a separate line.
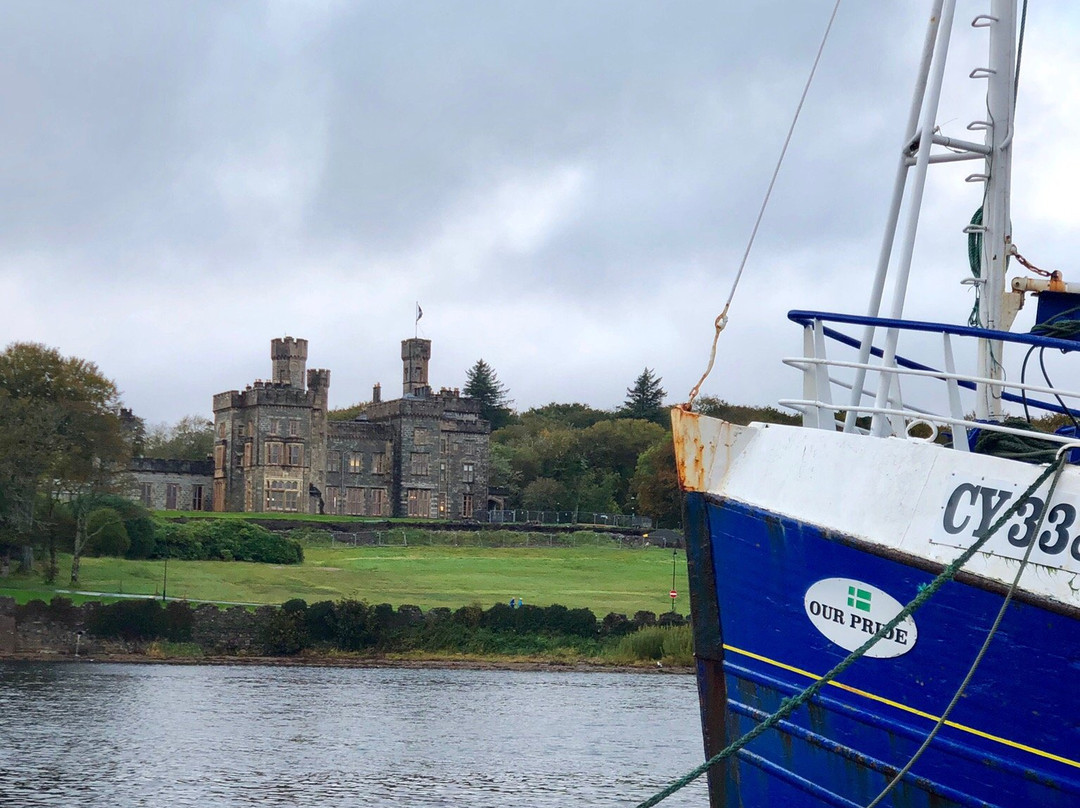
[684, 490, 1080, 808]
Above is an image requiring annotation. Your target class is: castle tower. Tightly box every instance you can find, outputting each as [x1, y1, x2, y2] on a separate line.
[401, 338, 431, 397]
[271, 337, 308, 390]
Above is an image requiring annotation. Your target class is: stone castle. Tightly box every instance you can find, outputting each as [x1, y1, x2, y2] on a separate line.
[131, 336, 491, 518]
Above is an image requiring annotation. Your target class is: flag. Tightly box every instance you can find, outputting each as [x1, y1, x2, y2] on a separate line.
[416, 302, 423, 322]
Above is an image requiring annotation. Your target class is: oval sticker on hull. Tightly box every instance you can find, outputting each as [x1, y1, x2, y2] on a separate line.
[803, 578, 918, 659]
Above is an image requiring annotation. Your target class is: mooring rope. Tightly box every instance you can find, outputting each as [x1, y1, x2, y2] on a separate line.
[685, 0, 842, 408]
[865, 446, 1069, 807]
[633, 453, 1066, 808]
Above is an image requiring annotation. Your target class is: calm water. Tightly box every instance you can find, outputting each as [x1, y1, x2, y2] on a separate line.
[0, 662, 708, 807]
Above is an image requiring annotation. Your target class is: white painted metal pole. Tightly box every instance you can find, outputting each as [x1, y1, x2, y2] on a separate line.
[870, 0, 959, 437]
[845, 0, 946, 434]
[975, 0, 1017, 420]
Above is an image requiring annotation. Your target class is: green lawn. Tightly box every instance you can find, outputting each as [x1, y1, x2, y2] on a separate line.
[0, 544, 690, 616]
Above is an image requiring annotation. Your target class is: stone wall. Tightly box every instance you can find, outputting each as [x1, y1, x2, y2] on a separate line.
[0, 597, 263, 657]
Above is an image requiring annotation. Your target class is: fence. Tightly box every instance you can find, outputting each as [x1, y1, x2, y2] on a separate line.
[476, 510, 652, 529]
[321, 530, 663, 549]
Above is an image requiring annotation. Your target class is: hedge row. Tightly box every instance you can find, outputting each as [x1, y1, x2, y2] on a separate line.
[81, 598, 687, 656]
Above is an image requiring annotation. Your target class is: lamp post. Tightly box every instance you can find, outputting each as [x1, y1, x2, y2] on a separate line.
[670, 547, 678, 613]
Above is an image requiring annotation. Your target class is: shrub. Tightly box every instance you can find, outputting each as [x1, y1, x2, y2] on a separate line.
[89, 599, 166, 641]
[87, 508, 130, 557]
[305, 600, 337, 643]
[163, 600, 194, 642]
[149, 519, 303, 564]
[660, 624, 694, 665]
[334, 600, 374, 651]
[257, 607, 305, 655]
[601, 612, 633, 637]
[282, 598, 308, 615]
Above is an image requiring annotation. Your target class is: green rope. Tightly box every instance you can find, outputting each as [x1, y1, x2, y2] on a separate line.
[866, 453, 1067, 807]
[634, 455, 1065, 808]
[1031, 305, 1080, 340]
[973, 417, 1064, 463]
[967, 206, 983, 328]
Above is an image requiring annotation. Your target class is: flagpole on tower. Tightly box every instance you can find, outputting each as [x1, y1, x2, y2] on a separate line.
[415, 301, 423, 339]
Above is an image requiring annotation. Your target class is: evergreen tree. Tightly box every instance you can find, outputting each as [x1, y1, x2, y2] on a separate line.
[619, 368, 666, 425]
[464, 359, 513, 429]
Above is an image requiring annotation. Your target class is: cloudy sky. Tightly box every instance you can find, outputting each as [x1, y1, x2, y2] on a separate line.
[2, 1, 1079, 426]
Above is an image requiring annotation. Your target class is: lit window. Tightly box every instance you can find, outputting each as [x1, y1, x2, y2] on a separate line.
[407, 488, 431, 517]
[348, 453, 364, 473]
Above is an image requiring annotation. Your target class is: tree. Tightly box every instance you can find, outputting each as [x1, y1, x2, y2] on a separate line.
[464, 359, 514, 429]
[142, 415, 215, 460]
[631, 439, 682, 528]
[0, 343, 130, 583]
[619, 368, 667, 425]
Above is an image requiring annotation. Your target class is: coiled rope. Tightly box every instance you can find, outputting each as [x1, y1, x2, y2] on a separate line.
[633, 452, 1067, 808]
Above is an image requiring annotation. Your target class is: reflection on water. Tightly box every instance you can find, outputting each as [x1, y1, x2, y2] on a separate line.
[0, 663, 708, 807]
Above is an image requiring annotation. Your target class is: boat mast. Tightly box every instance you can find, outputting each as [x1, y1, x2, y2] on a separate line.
[974, 0, 1017, 421]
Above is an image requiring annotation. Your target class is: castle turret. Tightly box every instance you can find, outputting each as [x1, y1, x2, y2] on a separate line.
[307, 368, 331, 409]
[272, 337, 308, 390]
[401, 338, 431, 397]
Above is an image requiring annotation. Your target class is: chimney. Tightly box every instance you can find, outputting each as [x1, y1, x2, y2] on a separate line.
[372, 383, 382, 403]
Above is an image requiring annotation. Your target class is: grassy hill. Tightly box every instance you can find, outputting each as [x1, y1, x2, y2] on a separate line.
[1, 536, 690, 617]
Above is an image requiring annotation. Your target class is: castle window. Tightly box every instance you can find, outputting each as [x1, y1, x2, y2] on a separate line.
[192, 485, 204, 511]
[413, 427, 430, 445]
[266, 479, 299, 512]
[441, 436, 449, 455]
[462, 462, 475, 483]
[287, 444, 303, 466]
[165, 484, 180, 510]
[269, 418, 284, 435]
[218, 422, 226, 439]
[243, 443, 252, 467]
[289, 419, 301, 437]
[407, 488, 431, 518]
[411, 452, 429, 476]
[328, 451, 341, 472]
[372, 453, 388, 474]
[345, 486, 366, 516]
[214, 479, 226, 512]
[326, 488, 342, 515]
[266, 441, 284, 465]
[348, 453, 364, 473]
[371, 488, 388, 516]
[214, 445, 226, 469]
[140, 483, 153, 507]
[462, 493, 474, 518]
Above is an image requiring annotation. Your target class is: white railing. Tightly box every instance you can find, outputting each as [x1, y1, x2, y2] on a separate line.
[782, 311, 1080, 452]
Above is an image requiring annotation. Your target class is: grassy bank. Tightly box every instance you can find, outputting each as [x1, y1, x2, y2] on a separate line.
[1, 538, 689, 616]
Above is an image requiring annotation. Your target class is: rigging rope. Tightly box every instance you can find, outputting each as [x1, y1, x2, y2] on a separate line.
[685, 0, 842, 408]
[632, 454, 1066, 808]
[864, 447, 1068, 807]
